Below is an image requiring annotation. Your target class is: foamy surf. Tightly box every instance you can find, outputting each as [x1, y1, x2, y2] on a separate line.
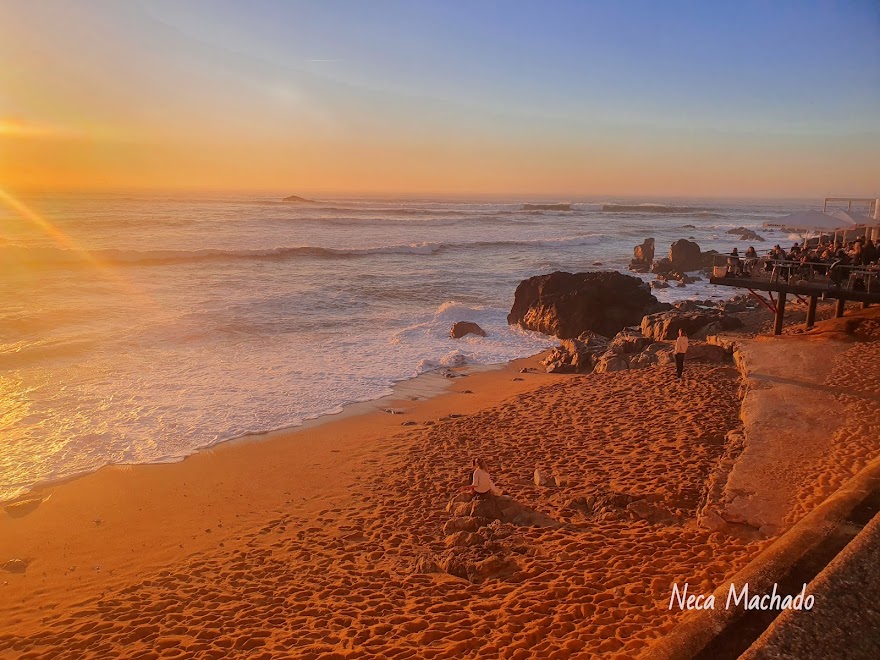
[0, 193, 810, 502]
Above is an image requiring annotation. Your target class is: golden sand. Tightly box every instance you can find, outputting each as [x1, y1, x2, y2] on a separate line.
[2, 308, 878, 658]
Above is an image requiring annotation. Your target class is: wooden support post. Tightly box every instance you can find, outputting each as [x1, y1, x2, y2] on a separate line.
[806, 295, 817, 328]
[835, 298, 846, 318]
[774, 292, 787, 335]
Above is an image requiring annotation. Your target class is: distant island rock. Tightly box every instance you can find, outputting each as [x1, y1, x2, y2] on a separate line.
[726, 227, 765, 242]
[522, 203, 572, 211]
[282, 195, 318, 203]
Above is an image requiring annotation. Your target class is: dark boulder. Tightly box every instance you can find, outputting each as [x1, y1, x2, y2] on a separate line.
[450, 321, 487, 338]
[508, 271, 666, 339]
[651, 258, 674, 274]
[726, 227, 765, 242]
[669, 239, 703, 272]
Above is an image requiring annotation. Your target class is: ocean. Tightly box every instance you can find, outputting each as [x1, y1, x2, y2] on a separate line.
[0, 193, 809, 501]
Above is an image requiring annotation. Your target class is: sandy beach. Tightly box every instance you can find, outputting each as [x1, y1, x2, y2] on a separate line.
[0, 327, 769, 654]
[2, 304, 879, 657]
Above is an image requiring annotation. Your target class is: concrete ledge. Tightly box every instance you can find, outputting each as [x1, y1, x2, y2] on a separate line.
[641, 454, 880, 660]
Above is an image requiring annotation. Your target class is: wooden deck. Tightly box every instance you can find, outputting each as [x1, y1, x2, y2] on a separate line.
[709, 276, 880, 304]
[709, 274, 880, 334]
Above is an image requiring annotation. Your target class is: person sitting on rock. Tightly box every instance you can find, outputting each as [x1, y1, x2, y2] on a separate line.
[460, 458, 502, 498]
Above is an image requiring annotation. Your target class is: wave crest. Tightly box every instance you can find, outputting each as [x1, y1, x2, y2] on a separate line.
[4, 234, 604, 267]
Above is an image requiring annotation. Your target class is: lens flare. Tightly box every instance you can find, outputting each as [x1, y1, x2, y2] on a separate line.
[0, 188, 156, 306]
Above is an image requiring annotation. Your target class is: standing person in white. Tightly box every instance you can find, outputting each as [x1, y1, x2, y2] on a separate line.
[674, 329, 688, 379]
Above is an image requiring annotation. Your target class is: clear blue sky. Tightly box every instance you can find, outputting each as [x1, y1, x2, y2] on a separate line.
[144, 0, 880, 131]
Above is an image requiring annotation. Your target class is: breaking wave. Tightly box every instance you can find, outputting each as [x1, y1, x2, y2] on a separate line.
[4, 235, 605, 267]
[602, 204, 715, 214]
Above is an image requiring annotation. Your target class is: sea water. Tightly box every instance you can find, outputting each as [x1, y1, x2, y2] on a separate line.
[0, 193, 809, 501]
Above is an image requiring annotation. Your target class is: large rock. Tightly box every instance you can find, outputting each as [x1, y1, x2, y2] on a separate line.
[543, 332, 611, 373]
[610, 329, 653, 354]
[651, 258, 674, 274]
[634, 237, 655, 264]
[629, 238, 655, 271]
[640, 311, 742, 341]
[446, 494, 558, 528]
[508, 271, 667, 339]
[450, 321, 486, 338]
[594, 351, 629, 373]
[726, 227, 765, 242]
[669, 239, 702, 272]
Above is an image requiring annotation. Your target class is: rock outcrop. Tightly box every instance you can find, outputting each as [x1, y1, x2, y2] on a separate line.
[610, 329, 653, 354]
[446, 493, 559, 528]
[726, 227, 764, 242]
[541, 332, 611, 373]
[449, 321, 487, 338]
[669, 239, 702, 272]
[629, 238, 655, 272]
[282, 194, 318, 203]
[430, 494, 560, 583]
[634, 237, 655, 264]
[508, 271, 666, 339]
[640, 310, 743, 341]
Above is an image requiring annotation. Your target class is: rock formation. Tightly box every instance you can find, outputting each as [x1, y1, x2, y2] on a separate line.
[629, 238, 655, 272]
[541, 332, 611, 373]
[282, 194, 318, 203]
[726, 227, 764, 242]
[669, 239, 703, 272]
[640, 310, 743, 341]
[446, 493, 559, 528]
[634, 237, 655, 264]
[508, 271, 666, 339]
[449, 321, 487, 338]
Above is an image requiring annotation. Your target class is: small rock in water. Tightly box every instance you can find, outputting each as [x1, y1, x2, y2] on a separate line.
[512, 377, 524, 381]
[449, 321, 487, 338]
[401, 421, 417, 426]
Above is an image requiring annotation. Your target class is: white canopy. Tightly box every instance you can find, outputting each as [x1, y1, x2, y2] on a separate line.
[762, 209, 856, 233]
[829, 209, 875, 226]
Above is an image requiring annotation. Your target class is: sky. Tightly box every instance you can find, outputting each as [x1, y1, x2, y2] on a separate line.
[0, 0, 878, 198]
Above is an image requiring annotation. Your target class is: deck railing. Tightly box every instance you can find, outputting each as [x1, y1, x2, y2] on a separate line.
[711, 254, 878, 293]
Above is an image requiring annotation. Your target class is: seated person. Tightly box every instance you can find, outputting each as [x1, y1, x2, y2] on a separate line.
[460, 458, 502, 498]
[726, 248, 742, 276]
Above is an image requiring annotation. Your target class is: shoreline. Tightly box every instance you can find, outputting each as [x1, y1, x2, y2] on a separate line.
[0, 351, 550, 507]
